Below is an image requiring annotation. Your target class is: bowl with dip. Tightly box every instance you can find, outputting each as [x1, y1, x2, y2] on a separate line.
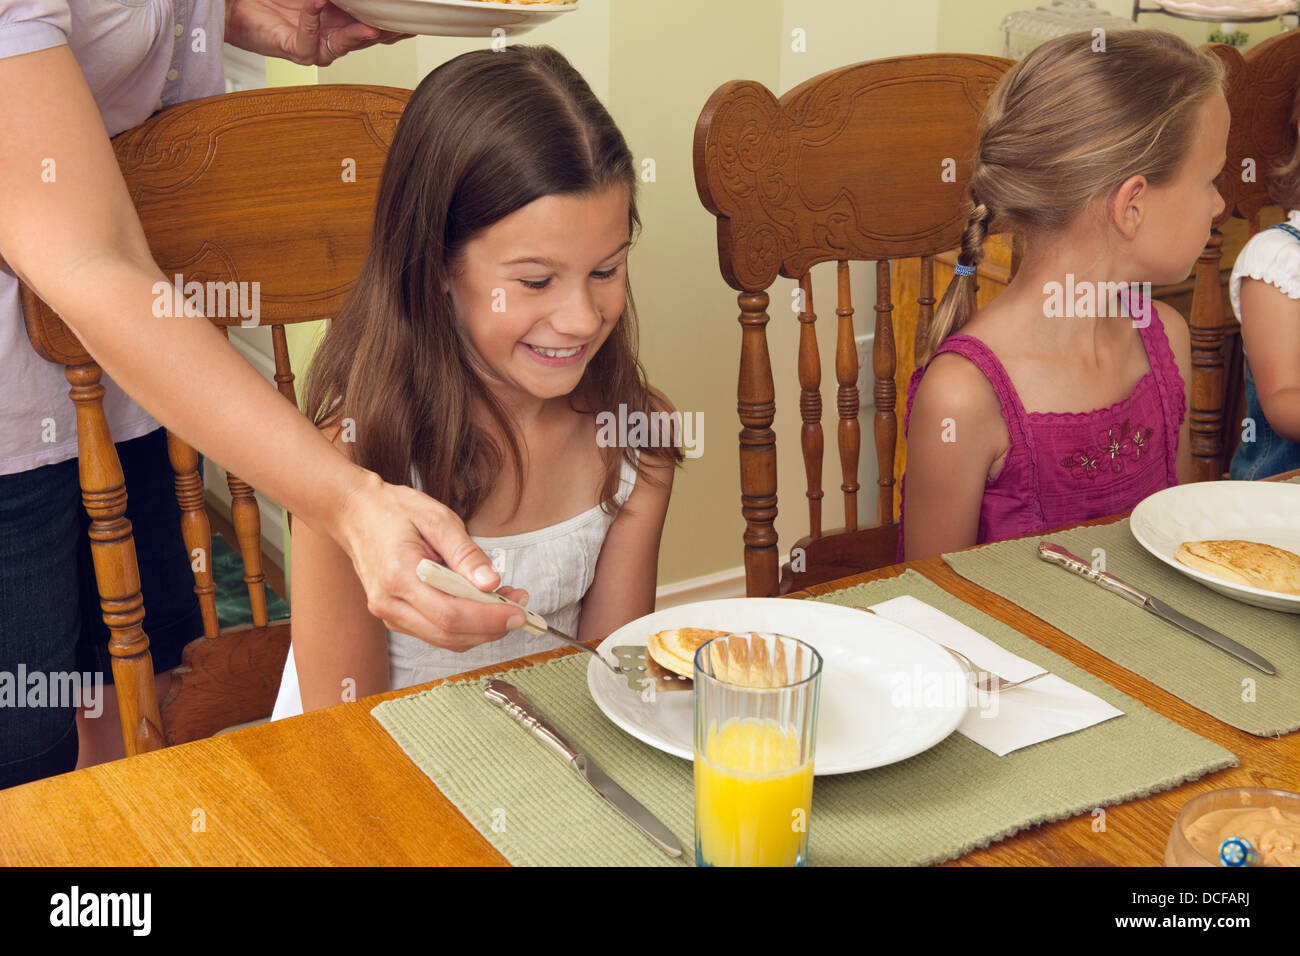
[1165, 787, 1300, 866]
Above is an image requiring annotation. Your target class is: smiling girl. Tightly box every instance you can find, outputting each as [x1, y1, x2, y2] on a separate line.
[272, 45, 681, 717]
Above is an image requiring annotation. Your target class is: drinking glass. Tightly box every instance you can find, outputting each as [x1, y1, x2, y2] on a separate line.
[693, 631, 822, 867]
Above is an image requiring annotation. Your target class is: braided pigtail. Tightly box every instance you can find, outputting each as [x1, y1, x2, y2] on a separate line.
[922, 197, 992, 364]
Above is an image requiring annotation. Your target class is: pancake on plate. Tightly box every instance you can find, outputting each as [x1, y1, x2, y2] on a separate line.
[645, 627, 728, 678]
[1174, 539, 1300, 596]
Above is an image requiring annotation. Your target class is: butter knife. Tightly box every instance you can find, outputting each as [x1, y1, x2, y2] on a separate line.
[1037, 542, 1277, 675]
[482, 679, 683, 857]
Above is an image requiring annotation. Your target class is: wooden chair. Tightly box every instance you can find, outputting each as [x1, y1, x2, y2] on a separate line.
[694, 53, 1014, 597]
[1191, 31, 1300, 480]
[20, 84, 410, 755]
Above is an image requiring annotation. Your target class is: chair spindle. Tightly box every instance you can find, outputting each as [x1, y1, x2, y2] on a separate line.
[738, 290, 779, 597]
[796, 272, 823, 538]
[166, 432, 219, 639]
[835, 261, 860, 530]
[226, 473, 269, 627]
[271, 324, 297, 406]
[874, 260, 897, 526]
[1189, 228, 1227, 482]
[915, 255, 935, 366]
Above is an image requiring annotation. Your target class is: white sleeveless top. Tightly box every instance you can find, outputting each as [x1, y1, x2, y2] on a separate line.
[271, 453, 638, 720]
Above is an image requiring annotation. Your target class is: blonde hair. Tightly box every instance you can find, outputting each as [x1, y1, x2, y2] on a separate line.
[923, 28, 1226, 363]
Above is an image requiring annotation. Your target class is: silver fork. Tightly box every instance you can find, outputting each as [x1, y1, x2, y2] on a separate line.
[937, 644, 1050, 693]
[852, 605, 1049, 693]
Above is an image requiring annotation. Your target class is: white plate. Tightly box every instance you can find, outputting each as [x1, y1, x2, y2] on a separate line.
[332, 0, 576, 37]
[587, 598, 969, 775]
[1129, 481, 1300, 613]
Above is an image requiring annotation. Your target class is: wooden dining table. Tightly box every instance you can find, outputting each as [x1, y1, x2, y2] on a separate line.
[2, 474, 1297, 866]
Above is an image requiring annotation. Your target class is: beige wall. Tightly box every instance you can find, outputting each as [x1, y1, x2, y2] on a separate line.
[609, 0, 778, 584]
[266, 0, 1289, 593]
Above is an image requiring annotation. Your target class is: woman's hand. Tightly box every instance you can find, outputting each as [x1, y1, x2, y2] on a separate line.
[330, 470, 531, 648]
[291, 469, 527, 713]
[225, 0, 409, 66]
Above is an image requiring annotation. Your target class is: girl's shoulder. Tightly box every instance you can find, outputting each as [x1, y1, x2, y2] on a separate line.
[910, 326, 1013, 412]
[906, 335, 1011, 450]
[1231, 211, 1300, 319]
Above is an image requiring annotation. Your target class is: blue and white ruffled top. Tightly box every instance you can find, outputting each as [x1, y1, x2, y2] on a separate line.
[1228, 209, 1300, 480]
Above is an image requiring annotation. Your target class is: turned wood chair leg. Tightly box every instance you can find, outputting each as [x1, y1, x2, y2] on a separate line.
[67, 362, 164, 756]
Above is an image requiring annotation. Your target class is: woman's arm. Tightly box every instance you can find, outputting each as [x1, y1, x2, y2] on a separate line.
[901, 353, 1006, 561]
[576, 451, 676, 645]
[1238, 279, 1300, 443]
[0, 45, 517, 648]
[1154, 299, 1194, 484]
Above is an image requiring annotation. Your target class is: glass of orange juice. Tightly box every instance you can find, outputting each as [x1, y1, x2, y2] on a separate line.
[693, 632, 822, 867]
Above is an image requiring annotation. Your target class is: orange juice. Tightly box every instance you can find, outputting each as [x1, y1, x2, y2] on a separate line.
[694, 717, 814, 866]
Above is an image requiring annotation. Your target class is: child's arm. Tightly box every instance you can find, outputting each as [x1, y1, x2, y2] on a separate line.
[1154, 300, 1194, 484]
[1238, 278, 1300, 443]
[902, 353, 1007, 561]
[289, 474, 391, 713]
[576, 451, 676, 644]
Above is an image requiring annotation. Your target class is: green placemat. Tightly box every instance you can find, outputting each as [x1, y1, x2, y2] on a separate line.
[943, 511, 1300, 737]
[371, 570, 1235, 866]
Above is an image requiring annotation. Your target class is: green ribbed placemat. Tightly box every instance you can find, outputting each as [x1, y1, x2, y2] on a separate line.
[943, 505, 1300, 737]
[371, 570, 1235, 866]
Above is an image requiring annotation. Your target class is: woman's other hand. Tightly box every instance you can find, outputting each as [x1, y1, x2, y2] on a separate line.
[225, 0, 409, 66]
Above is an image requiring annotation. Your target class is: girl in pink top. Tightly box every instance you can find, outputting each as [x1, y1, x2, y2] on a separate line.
[899, 29, 1228, 561]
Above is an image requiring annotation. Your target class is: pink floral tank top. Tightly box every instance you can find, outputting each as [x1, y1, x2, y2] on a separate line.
[897, 300, 1185, 560]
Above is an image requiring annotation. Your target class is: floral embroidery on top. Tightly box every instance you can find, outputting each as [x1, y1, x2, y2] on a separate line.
[1060, 419, 1155, 480]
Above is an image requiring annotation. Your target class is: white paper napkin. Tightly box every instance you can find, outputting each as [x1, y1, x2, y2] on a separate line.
[867, 595, 1124, 756]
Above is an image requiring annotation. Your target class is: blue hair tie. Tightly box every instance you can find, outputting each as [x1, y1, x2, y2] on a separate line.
[954, 260, 976, 277]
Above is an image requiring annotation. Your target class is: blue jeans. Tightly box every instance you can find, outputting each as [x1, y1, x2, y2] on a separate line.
[0, 428, 202, 789]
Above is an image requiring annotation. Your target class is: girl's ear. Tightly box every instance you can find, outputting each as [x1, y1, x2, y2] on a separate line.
[1109, 174, 1148, 239]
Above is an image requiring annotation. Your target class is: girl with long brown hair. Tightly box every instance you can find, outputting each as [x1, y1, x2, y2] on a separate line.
[900, 29, 1227, 560]
[273, 45, 681, 716]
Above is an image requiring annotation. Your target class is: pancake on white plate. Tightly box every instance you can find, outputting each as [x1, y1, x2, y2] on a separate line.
[1175, 539, 1300, 596]
[645, 627, 728, 679]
